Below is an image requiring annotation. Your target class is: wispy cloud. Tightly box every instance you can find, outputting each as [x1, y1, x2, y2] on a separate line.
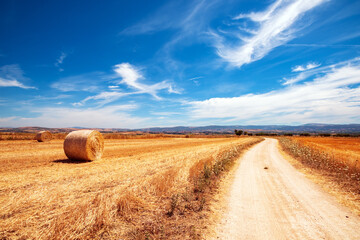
[0, 99, 7, 106]
[121, 0, 214, 36]
[0, 78, 34, 89]
[113, 63, 179, 99]
[292, 62, 321, 72]
[121, 1, 180, 35]
[282, 72, 309, 86]
[11, 94, 72, 107]
[0, 64, 36, 89]
[0, 117, 16, 125]
[121, 0, 222, 77]
[73, 91, 130, 106]
[0, 105, 145, 128]
[283, 57, 359, 85]
[71, 63, 180, 106]
[188, 60, 360, 124]
[189, 76, 203, 86]
[233, 0, 284, 22]
[108, 85, 119, 89]
[285, 43, 360, 48]
[282, 62, 321, 85]
[214, 0, 326, 68]
[150, 111, 182, 116]
[51, 72, 110, 92]
[55, 52, 67, 72]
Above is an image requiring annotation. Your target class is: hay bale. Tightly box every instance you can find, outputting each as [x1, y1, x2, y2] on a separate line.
[63, 130, 104, 161]
[35, 131, 52, 142]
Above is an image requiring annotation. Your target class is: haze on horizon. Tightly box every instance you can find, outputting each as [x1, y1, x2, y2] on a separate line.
[1, 0, 360, 128]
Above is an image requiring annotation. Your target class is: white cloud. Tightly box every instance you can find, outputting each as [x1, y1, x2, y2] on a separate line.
[234, 0, 284, 22]
[74, 91, 130, 106]
[113, 63, 180, 99]
[292, 62, 321, 72]
[0, 117, 16, 125]
[51, 72, 109, 92]
[283, 58, 359, 85]
[0, 105, 146, 128]
[283, 62, 321, 85]
[0, 64, 36, 89]
[282, 72, 309, 85]
[32, 94, 71, 101]
[188, 63, 360, 124]
[55, 52, 67, 72]
[121, 0, 213, 36]
[57, 52, 67, 65]
[0, 78, 34, 89]
[292, 66, 306, 72]
[189, 76, 203, 86]
[215, 0, 326, 67]
[121, 1, 179, 35]
[70, 63, 180, 106]
[150, 111, 182, 116]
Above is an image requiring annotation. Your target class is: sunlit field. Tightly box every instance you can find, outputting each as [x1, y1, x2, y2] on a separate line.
[291, 137, 360, 171]
[0, 135, 261, 239]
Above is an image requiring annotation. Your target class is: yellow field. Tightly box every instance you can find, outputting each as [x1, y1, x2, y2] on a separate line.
[0, 137, 260, 239]
[292, 137, 360, 170]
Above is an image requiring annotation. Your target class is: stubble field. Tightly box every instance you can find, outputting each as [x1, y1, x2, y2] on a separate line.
[291, 137, 360, 170]
[0, 136, 260, 239]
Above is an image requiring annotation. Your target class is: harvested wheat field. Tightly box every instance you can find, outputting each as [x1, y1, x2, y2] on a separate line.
[0, 136, 260, 239]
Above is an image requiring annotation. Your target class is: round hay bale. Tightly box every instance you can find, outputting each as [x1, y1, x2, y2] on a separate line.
[63, 130, 104, 161]
[35, 131, 52, 142]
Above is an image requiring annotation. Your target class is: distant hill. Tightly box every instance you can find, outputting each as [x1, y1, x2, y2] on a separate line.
[1, 124, 360, 134]
[138, 124, 360, 134]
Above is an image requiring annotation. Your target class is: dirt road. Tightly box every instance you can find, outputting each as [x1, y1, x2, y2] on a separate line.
[214, 138, 360, 240]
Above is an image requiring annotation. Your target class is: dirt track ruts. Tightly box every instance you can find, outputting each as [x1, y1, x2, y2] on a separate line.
[214, 138, 360, 240]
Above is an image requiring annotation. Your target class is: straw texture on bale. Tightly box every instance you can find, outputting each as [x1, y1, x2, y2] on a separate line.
[35, 131, 52, 142]
[63, 130, 104, 161]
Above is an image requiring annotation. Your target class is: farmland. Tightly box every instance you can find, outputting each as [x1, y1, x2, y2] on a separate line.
[294, 137, 360, 169]
[0, 136, 261, 239]
[279, 136, 360, 173]
[2, 134, 360, 239]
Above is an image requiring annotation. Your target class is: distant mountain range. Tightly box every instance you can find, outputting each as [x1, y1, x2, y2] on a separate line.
[1, 124, 360, 134]
[137, 124, 360, 133]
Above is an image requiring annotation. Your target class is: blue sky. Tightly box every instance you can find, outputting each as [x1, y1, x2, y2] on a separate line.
[1, 0, 360, 128]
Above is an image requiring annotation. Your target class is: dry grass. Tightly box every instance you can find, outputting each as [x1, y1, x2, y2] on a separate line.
[292, 137, 360, 171]
[0, 132, 67, 141]
[279, 137, 360, 215]
[0, 132, 234, 141]
[0, 136, 261, 239]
